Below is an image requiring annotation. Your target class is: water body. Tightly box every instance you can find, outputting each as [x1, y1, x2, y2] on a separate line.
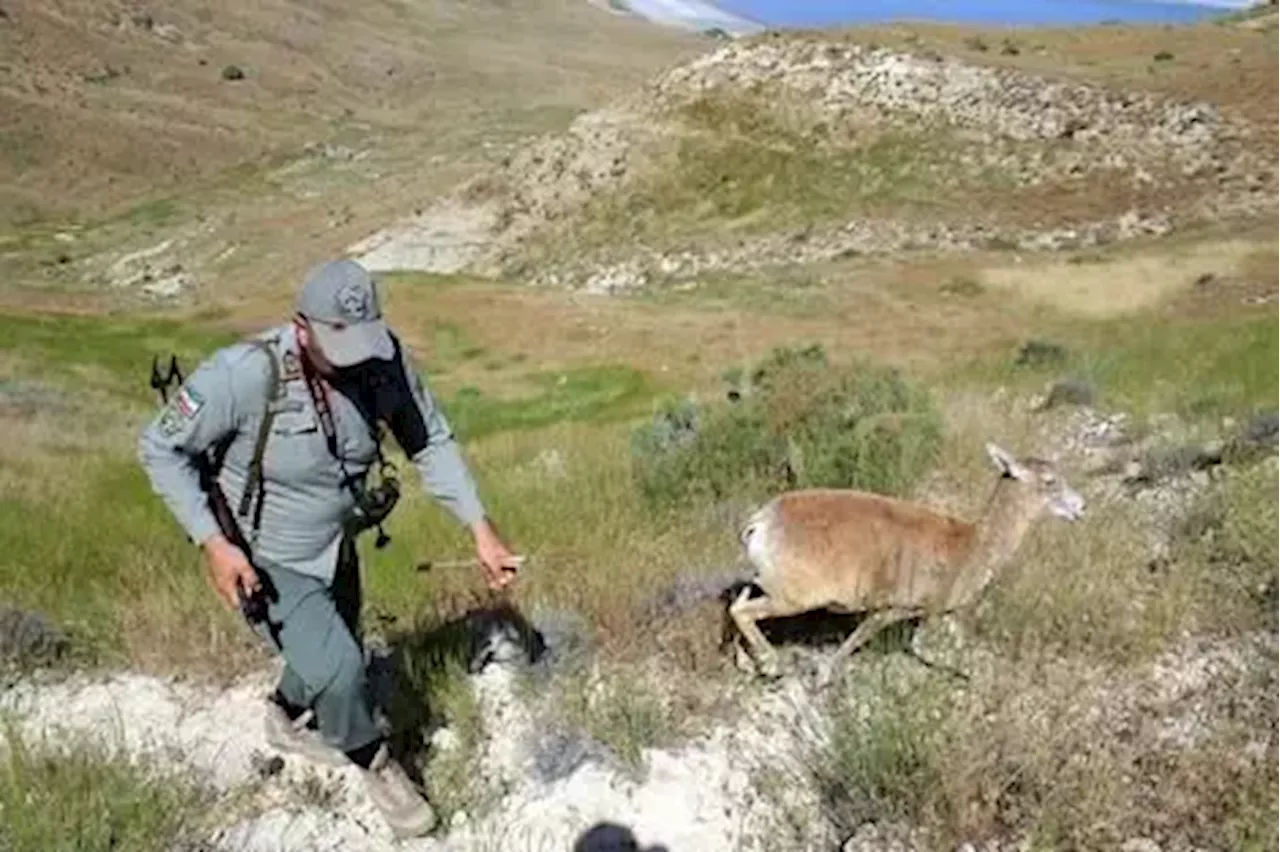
[615, 0, 1252, 35]
[713, 0, 1247, 28]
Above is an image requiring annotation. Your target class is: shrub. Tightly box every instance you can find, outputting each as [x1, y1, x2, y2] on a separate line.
[631, 345, 944, 510]
[815, 673, 951, 835]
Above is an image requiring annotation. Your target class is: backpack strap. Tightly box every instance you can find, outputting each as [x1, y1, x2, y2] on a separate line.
[236, 338, 287, 538]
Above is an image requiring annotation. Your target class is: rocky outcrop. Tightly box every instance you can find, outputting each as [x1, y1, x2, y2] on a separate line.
[350, 35, 1277, 290]
[0, 605, 70, 669]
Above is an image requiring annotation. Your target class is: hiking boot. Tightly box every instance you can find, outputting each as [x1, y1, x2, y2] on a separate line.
[263, 700, 348, 767]
[361, 743, 438, 839]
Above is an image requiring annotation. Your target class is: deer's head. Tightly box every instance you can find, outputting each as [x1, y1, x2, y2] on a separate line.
[985, 442, 1085, 523]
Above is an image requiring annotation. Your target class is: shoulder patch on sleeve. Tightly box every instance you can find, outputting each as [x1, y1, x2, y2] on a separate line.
[175, 385, 205, 418]
[157, 383, 205, 436]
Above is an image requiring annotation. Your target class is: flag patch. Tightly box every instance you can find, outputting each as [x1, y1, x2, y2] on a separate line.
[157, 384, 205, 436]
[175, 385, 204, 418]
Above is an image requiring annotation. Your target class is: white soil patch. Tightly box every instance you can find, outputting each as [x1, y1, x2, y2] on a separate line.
[0, 661, 830, 852]
[349, 199, 500, 276]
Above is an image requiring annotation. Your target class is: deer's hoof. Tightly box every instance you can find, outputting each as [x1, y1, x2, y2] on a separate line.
[812, 663, 840, 692]
[757, 655, 783, 680]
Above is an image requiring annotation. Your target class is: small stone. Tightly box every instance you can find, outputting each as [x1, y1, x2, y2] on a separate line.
[1041, 379, 1096, 410]
[1014, 339, 1069, 367]
[153, 23, 183, 42]
[1120, 839, 1161, 852]
[0, 605, 70, 667]
[430, 727, 461, 753]
[249, 752, 284, 779]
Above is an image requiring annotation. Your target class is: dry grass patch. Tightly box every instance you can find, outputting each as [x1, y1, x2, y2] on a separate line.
[362, 421, 738, 659]
[363, 262, 1041, 396]
[923, 384, 1277, 666]
[977, 499, 1186, 664]
[979, 237, 1270, 317]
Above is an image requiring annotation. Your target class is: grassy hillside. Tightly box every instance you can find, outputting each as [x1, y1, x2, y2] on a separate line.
[0, 0, 702, 309]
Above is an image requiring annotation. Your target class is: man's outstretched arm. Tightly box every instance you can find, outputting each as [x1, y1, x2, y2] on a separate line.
[383, 340, 521, 588]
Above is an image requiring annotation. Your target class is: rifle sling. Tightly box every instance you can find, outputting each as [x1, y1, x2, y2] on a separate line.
[235, 339, 285, 540]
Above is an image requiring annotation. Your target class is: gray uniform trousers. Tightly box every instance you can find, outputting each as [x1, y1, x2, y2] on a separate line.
[251, 536, 381, 755]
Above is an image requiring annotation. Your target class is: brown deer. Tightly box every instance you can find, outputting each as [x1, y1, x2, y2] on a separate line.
[728, 442, 1085, 688]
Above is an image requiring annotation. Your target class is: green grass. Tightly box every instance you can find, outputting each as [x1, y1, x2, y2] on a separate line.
[445, 365, 653, 442]
[0, 313, 238, 404]
[123, 198, 181, 230]
[0, 455, 261, 673]
[968, 312, 1278, 421]
[0, 723, 213, 852]
[425, 321, 486, 373]
[0, 312, 652, 439]
[556, 669, 673, 775]
[593, 127, 956, 239]
[815, 669, 950, 835]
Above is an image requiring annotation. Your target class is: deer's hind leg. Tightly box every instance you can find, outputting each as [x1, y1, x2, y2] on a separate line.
[728, 586, 806, 679]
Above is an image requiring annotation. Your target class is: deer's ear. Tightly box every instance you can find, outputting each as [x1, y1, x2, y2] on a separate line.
[985, 442, 1031, 480]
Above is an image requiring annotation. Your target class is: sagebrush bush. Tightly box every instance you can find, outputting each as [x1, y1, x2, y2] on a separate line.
[631, 345, 944, 510]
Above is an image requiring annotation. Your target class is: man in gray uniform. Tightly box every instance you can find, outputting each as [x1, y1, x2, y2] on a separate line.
[138, 258, 521, 839]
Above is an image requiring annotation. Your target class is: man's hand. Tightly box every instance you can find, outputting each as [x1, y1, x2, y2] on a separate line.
[201, 533, 261, 611]
[471, 518, 522, 591]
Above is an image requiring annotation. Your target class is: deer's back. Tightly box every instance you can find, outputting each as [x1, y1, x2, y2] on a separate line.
[746, 488, 977, 611]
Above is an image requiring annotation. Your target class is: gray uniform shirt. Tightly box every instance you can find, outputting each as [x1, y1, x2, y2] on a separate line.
[137, 323, 486, 583]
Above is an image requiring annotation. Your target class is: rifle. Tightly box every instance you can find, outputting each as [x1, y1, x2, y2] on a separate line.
[150, 354, 270, 625]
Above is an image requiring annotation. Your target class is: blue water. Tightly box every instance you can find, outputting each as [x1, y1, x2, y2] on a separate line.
[708, 0, 1243, 29]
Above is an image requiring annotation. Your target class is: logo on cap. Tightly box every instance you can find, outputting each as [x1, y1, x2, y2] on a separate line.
[337, 280, 376, 321]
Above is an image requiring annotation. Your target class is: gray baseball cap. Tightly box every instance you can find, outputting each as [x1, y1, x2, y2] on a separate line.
[295, 259, 395, 367]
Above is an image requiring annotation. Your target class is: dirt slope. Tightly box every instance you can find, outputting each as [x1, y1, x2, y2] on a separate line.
[0, 0, 701, 226]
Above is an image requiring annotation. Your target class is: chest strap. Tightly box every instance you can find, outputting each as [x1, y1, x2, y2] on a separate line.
[236, 338, 288, 539]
